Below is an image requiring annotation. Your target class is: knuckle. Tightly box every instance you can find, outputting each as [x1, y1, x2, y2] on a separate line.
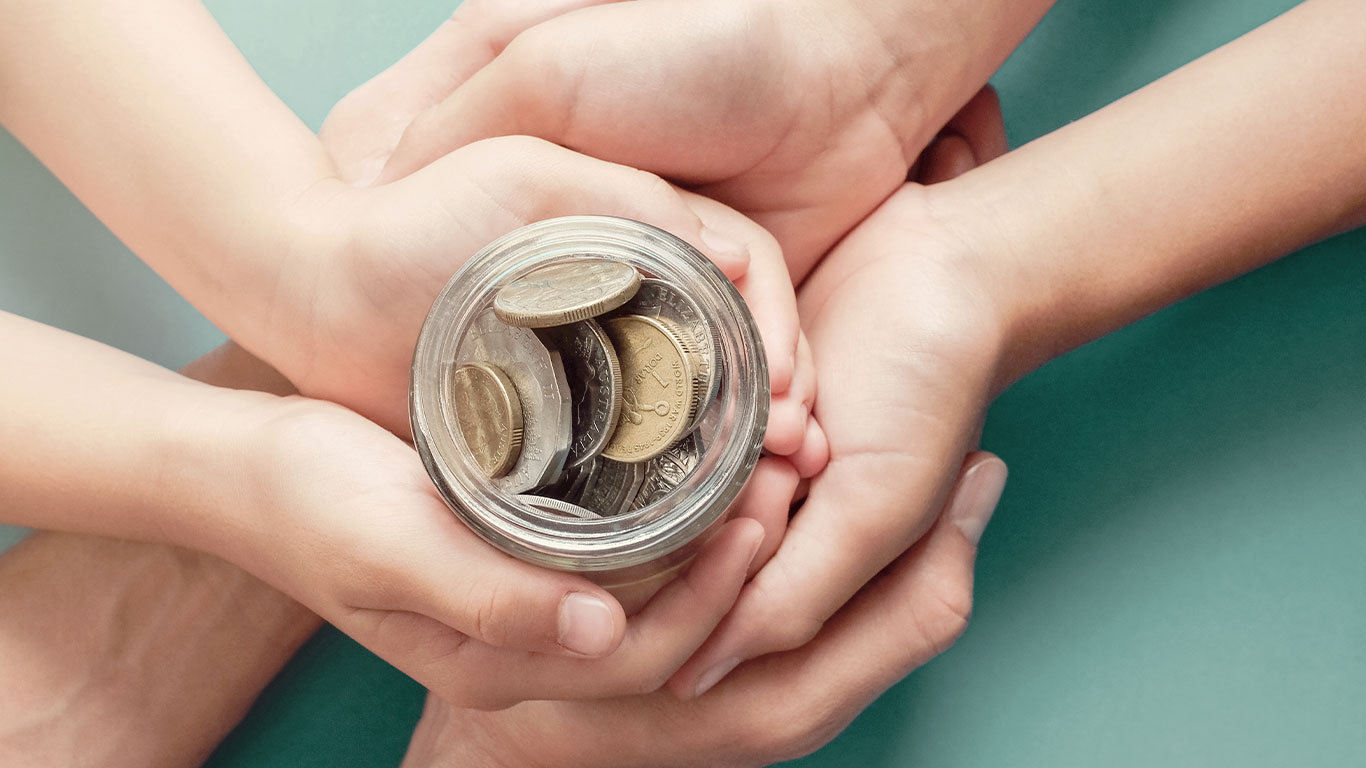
[742, 572, 826, 652]
[467, 581, 515, 648]
[915, 587, 974, 657]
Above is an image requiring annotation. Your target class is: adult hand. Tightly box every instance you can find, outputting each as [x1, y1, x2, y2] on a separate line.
[372, 0, 1050, 279]
[667, 103, 1013, 696]
[398, 451, 1005, 768]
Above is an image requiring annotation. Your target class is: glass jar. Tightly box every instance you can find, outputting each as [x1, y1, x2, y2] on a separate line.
[410, 216, 769, 612]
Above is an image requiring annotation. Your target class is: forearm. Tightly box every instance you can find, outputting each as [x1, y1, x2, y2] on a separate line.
[0, 311, 265, 550]
[0, 343, 319, 767]
[814, 0, 1055, 152]
[0, 532, 318, 768]
[936, 0, 1366, 382]
[0, 0, 337, 348]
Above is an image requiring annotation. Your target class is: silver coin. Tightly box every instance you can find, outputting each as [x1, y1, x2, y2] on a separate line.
[538, 457, 599, 506]
[457, 310, 571, 493]
[538, 319, 622, 468]
[616, 278, 719, 429]
[578, 458, 647, 517]
[518, 495, 603, 520]
[631, 433, 701, 511]
[493, 258, 641, 328]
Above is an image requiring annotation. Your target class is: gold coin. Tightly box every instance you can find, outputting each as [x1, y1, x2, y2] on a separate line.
[600, 315, 698, 463]
[450, 362, 524, 477]
[493, 258, 641, 328]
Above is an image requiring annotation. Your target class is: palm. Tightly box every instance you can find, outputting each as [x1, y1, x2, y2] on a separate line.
[797, 186, 1002, 535]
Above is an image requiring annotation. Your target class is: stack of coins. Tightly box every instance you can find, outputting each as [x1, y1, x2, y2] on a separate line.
[449, 257, 720, 520]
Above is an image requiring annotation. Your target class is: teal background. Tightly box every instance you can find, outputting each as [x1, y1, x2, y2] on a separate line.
[1, 0, 1362, 765]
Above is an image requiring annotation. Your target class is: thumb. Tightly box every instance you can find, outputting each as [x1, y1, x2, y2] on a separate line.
[376, 517, 628, 658]
[321, 0, 620, 183]
[378, 22, 576, 184]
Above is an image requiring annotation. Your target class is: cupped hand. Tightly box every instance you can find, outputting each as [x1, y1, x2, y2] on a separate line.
[666, 106, 1015, 696]
[398, 452, 1006, 768]
[204, 388, 766, 710]
[279, 67, 824, 471]
[368, 0, 960, 279]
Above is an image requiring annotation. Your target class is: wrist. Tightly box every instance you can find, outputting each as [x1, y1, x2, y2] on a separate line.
[920, 175, 1054, 393]
[783, 0, 1053, 156]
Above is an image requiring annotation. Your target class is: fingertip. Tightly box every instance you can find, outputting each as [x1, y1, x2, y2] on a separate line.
[789, 414, 830, 478]
[762, 393, 808, 456]
[768, 343, 796, 396]
[557, 589, 627, 657]
[917, 134, 977, 185]
[732, 456, 799, 574]
[699, 226, 752, 280]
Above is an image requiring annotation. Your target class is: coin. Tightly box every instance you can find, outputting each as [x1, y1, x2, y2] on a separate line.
[538, 457, 599, 505]
[615, 278, 719, 429]
[538, 320, 623, 468]
[578, 459, 647, 517]
[494, 258, 641, 328]
[449, 363, 523, 478]
[457, 310, 572, 493]
[518, 495, 603, 520]
[600, 315, 698, 463]
[631, 433, 701, 510]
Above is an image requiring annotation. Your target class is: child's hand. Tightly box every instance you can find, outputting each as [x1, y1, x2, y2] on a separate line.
[209, 389, 766, 710]
[667, 101, 1012, 696]
[366, 0, 1005, 281]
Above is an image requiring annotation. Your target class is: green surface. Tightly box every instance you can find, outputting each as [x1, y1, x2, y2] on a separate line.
[1, 0, 1363, 765]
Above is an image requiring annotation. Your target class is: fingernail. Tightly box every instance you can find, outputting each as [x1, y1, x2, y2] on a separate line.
[558, 592, 616, 656]
[948, 458, 1008, 545]
[693, 657, 741, 698]
[700, 227, 749, 265]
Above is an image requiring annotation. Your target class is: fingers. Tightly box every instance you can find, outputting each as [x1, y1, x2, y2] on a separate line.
[344, 504, 627, 659]
[765, 333, 817, 459]
[319, 0, 620, 183]
[914, 85, 1009, 185]
[944, 85, 1009, 165]
[378, 14, 574, 183]
[374, 136, 747, 280]
[917, 134, 980, 184]
[787, 412, 830, 479]
[729, 456, 799, 576]
[362, 519, 763, 710]
[675, 454, 1005, 765]
[671, 192, 810, 456]
[667, 434, 977, 698]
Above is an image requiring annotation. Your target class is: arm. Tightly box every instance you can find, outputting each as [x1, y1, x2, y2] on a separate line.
[373, 0, 1055, 274]
[670, 0, 1366, 695]
[0, 0, 808, 441]
[0, 0, 334, 352]
[0, 343, 317, 768]
[937, 0, 1366, 384]
[0, 316, 766, 707]
[0, 533, 316, 767]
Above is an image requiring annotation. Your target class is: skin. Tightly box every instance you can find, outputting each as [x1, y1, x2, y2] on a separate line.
[374, 0, 1057, 278]
[7, 0, 1366, 760]
[0, 341, 1003, 767]
[0, 0, 823, 707]
[671, 0, 1366, 695]
[0, 312, 773, 709]
[0, 0, 815, 453]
